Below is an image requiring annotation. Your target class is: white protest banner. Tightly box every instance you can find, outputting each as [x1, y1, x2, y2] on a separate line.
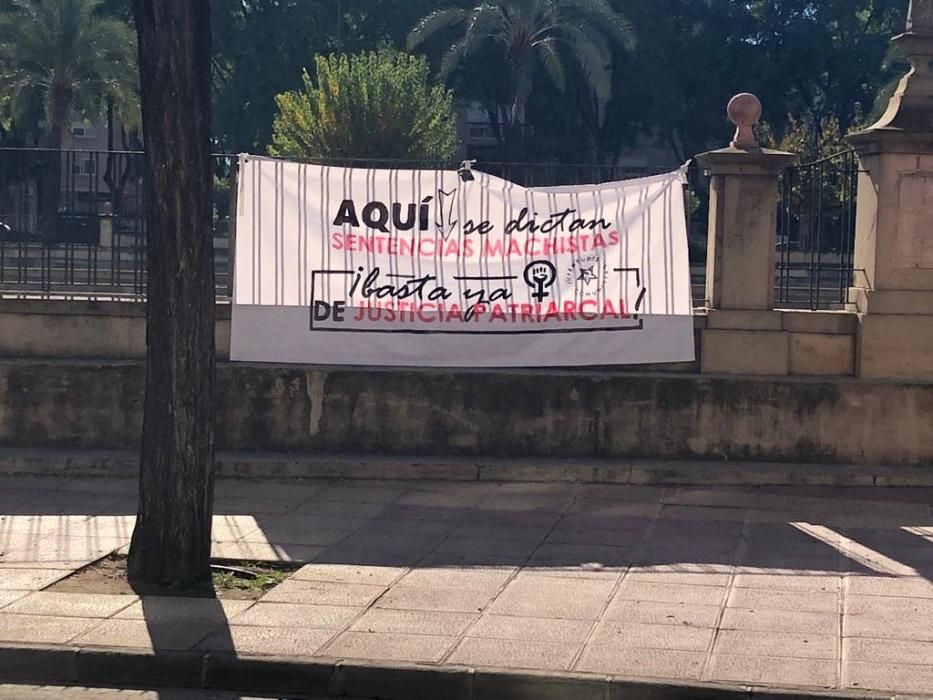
[230, 155, 695, 367]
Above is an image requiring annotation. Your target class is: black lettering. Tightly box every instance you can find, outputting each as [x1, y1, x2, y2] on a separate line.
[333, 200, 360, 227]
[362, 202, 390, 232]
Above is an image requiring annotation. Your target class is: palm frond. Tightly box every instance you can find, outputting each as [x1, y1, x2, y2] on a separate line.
[559, 22, 613, 102]
[407, 8, 468, 50]
[534, 37, 566, 92]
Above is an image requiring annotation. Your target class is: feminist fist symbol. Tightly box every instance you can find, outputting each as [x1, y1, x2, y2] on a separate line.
[523, 260, 558, 302]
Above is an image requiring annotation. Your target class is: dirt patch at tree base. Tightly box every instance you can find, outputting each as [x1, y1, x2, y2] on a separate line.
[48, 554, 296, 600]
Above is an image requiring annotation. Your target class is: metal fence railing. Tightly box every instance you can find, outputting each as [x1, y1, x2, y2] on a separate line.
[0, 148, 703, 303]
[776, 150, 859, 310]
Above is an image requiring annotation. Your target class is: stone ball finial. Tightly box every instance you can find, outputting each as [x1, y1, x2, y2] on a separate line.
[727, 93, 763, 149]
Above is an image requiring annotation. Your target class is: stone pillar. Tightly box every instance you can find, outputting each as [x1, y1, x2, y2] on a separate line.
[848, 0, 933, 379]
[696, 94, 794, 375]
[98, 202, 115, 249]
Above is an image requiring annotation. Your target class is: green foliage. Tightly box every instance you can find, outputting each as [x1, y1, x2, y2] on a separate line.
[0, 0, 137, 145]
[269, 50, 457, 161]
[759, 109, 866, 164]
[211, 0, 446, 153]
[408, 0, 633, 157]
[213, 0, 910, 166]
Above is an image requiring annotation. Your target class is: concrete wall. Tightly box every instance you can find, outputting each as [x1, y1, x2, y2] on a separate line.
[2, 359, 932, 465]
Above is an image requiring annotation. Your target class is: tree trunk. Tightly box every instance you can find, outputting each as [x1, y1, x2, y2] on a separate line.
[128, 0, 216, 589]
[39, 93, 69, 237]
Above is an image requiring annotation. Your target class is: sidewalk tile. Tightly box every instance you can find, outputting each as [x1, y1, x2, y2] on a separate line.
[0, 514, 92, 534]
[354, 518, 459, 538]
[844, 613, 933, 641]
[337, 532, 446, 554]
[0, 591, 28, 609]
[350, 608, 477, 636]
[0, 568, 71, 590]
[292, 563, 407, 586]
[296, 500, 387, 519]
[727, 587, 838, 613]
[528, 543, 634, 569]
[557, 514, 654, 534]
[210, 540, 324, 563]
[709, 653, 837, 688]
[734, 558, 841, 575]
[576, 646, 705, 679]
[658, 505, 747, 523]
[461, 510, 560, 528]
[449, 637, 579, 671]
[115, 597, 252, 622]
[545, 524, 645, 548]
[567, 501, 661, 518]
[468, 614, 592, 643]
[603, 599, 721, 628]
[321, 630, 456, 663]
[200, 624, 335, 656]
[3, 591, 136, 618]
[452, 522, 549, 543]
[589, 620, 714, 652]
[714, 629, 838, 660]
[0, 535, 126, 564]
[843, 660, 933, 694]
[479, 494, 569, 513]
[721, 608, 838, 635]
[846, 576, 933, 599]
[374, 586, 494, 613]
[845, 594, 933, 618]
[377, 504, 474, 523]
[431, 537, 539, 560]
[622, 571, 731, 588]
[315, 482, 406, 504]
[844, 637, 933, 666]
[73, 618, 213, 650]
[213, 497, 301, 516]
[616, 581, 728, 607]
[210, 515, 262, 542]
[394, 567, 514, 591]
[213, 479, 323, 501]
[261, 579, 384, 607]
[0, 612, 97, 643]
[487, 575, 615, 620]
[230, 602, 362, 629]
[733, 573, 840, 592]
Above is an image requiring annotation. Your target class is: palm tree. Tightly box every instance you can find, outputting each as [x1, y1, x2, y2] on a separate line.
[0, 0, 136, 231]
[0, 0, 137, 149]
[407, 0, 634, 155]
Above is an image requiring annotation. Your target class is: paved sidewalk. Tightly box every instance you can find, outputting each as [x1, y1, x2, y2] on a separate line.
[0, 685, 288, 699]
[0, 475, 932, 697]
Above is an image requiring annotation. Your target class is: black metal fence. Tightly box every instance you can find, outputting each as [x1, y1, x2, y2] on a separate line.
[776, 150, 859, 310]
[0, 148, 236, 299]
[0, 148, 702, 302]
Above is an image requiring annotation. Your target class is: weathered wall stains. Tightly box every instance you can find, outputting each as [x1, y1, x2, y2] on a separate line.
[0, 360, 931, 465]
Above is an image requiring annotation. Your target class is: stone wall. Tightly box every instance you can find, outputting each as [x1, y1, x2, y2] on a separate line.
[0, 299, 858, 377]
[2, 358, 932, 465]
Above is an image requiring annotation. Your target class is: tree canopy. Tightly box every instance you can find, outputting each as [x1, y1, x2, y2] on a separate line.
[0, 0, 137, 147]
[269, 50, 458, 161]
[407, 0, 634, 158]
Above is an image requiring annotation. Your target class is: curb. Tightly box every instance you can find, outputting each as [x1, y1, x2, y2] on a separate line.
[1, 448, 932, 487]
[0, 644, 912, 700]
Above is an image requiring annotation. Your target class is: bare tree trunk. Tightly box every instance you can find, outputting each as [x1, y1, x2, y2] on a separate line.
[128, 0, 216, 588]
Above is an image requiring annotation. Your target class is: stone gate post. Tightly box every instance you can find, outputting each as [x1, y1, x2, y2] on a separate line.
[848, 0, 933, 379]
[696, 94, 794, 374]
